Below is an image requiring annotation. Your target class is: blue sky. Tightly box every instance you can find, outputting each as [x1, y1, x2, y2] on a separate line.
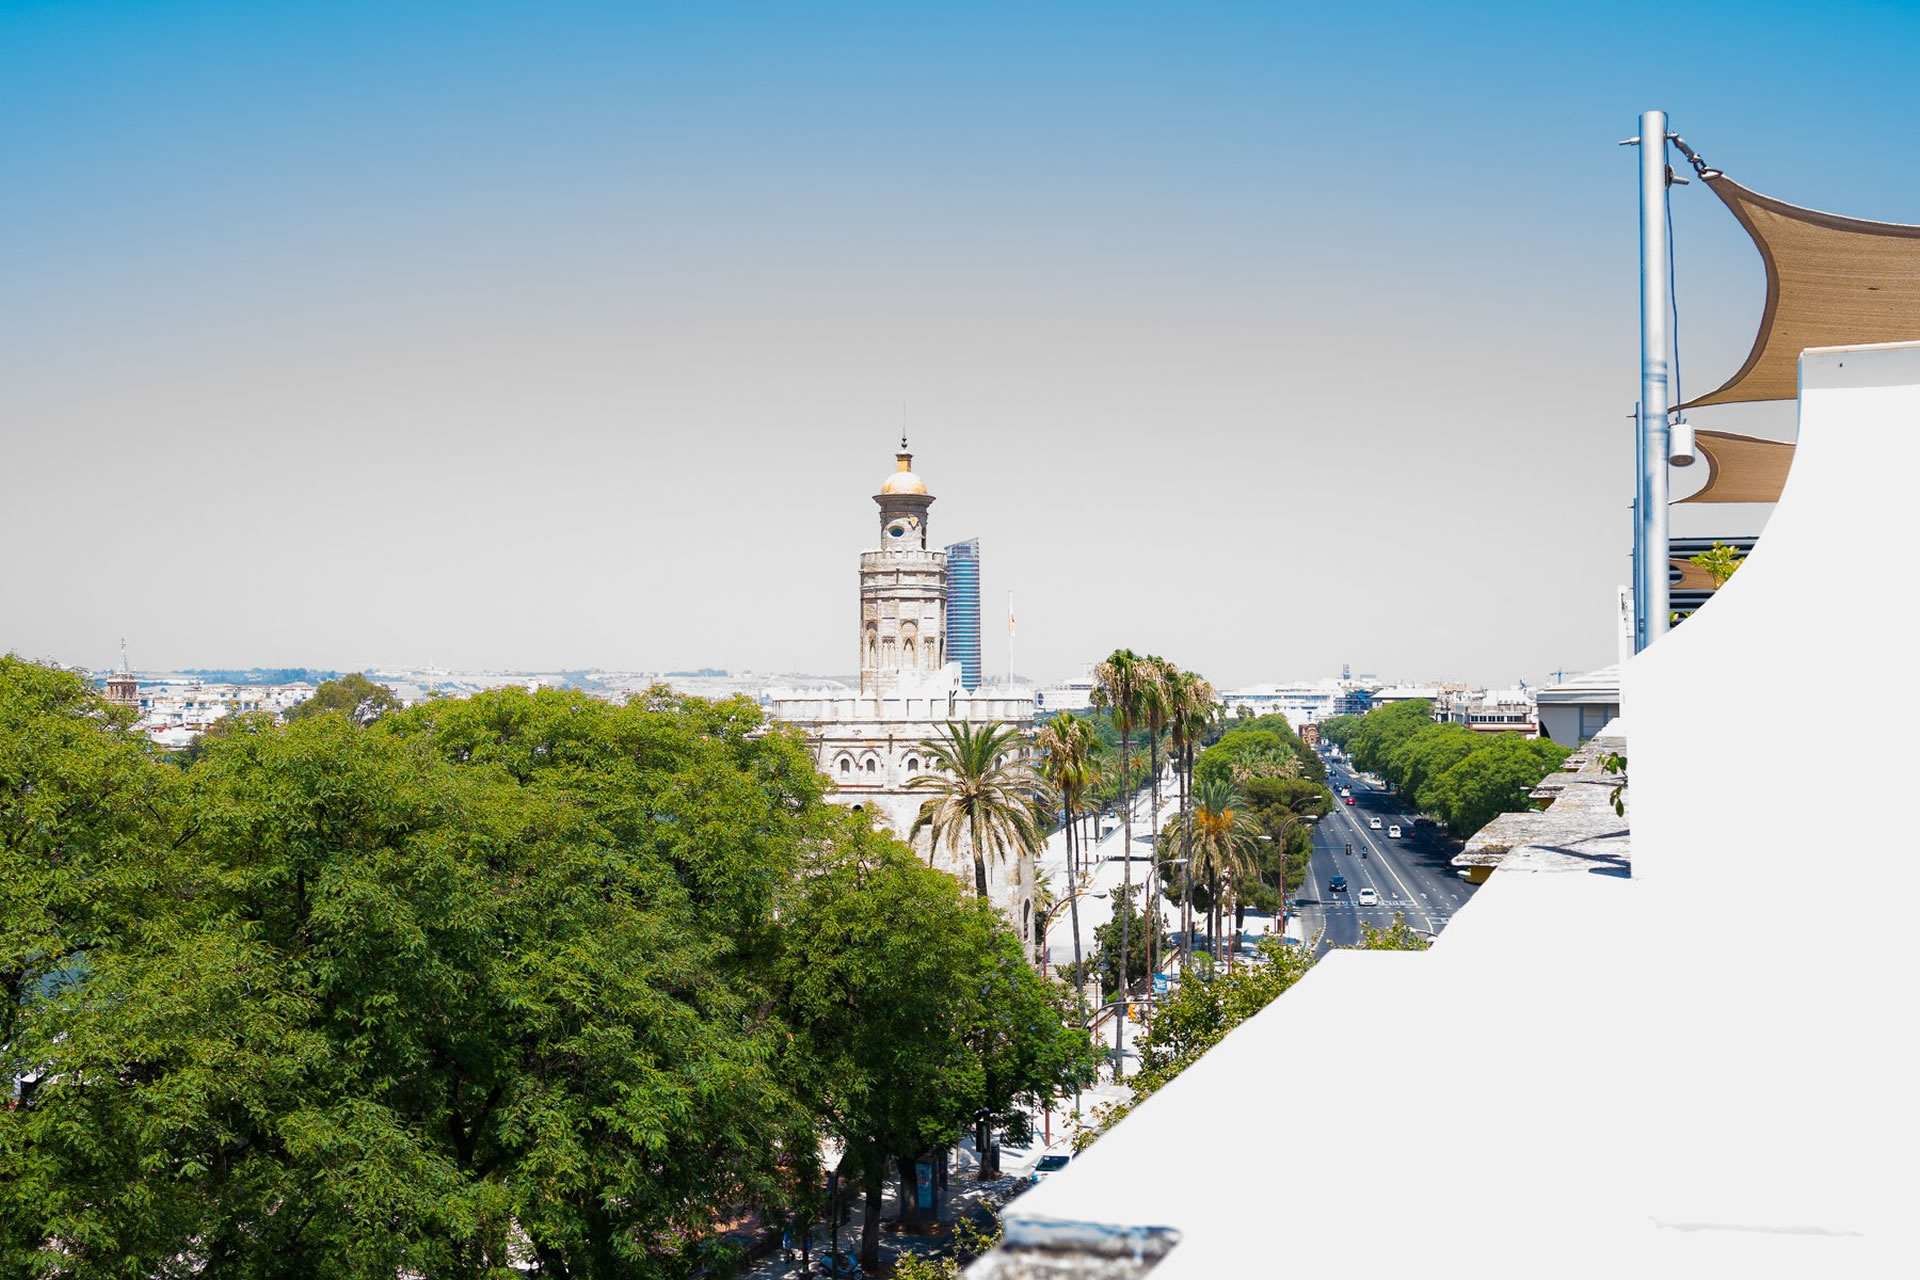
[7, 1, 1919, 685]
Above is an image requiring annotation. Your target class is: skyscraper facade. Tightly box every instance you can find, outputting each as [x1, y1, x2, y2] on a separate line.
[944, 538, 982, 691]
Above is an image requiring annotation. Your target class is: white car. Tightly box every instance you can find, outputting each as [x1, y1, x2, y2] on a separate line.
[1357, 887, 1380, 906]
[1388, 824, 1402, 838]
[1368, 817, 1382, 830]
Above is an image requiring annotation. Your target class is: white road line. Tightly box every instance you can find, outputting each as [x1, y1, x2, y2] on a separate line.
[1333, 797, 1437, 934]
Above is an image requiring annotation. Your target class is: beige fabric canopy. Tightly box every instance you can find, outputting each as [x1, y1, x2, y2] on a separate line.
[1677, 429, 1797, 504]
[1681, 176, 1920, 408]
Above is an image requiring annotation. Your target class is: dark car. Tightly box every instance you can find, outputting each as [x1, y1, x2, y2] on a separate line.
[1329, 874, 1348, 893]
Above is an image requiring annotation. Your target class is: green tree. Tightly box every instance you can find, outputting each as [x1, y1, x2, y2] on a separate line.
[1424, 732, 1570, 834]
[910, 720, 1055, 909]
[4, 678, 834, 1279]
[1689, 540, 1744, 588]
[779, 839, 1091, 1271]
[1, 658, 188, 1273]
[1076, 935, 1315, 1148]
[1089, 885, 1152, 1004]
[282, 671, 401, 725]
[1136, 656, 1176, 992]
[1160, 669, 1217, 971]
[1242, 776, 1330, 911]
[1161, 775, 1265, 970]
[1348, 911, 1434, 951]
[1090, 650, 1155, 1072]
[1035, 713, 1099, 1006]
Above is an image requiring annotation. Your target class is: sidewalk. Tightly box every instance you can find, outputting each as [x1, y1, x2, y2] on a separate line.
[739, 1140, 1035, 1278]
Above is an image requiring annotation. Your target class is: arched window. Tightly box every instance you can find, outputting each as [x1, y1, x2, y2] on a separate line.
[905, 755, 919, 773]
[837, 756, 852, 776]
[865, 758, 878, 774]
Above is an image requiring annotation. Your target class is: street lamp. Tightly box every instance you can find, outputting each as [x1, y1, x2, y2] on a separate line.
[1073, 998, 1132, 1107]
[1160, 856, 1190, 972]
[1038, 888, 1108, 982]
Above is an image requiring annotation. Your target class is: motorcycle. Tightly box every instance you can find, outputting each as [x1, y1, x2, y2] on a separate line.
[812, 1251, 864, 1278]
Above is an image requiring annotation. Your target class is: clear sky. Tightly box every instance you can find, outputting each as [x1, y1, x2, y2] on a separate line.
[6, 0, 1918, 688]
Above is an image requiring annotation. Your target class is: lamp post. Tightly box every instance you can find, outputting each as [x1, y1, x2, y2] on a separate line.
[1161, 856, 1189, 972]
[1073, 999, 1132, 1123]
[1038, 888, 1108, 983]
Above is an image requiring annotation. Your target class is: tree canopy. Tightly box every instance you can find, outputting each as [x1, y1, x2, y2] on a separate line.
[282, 671, 402, 725]
[1320, 700, 1570, 835]
[1, 660, 1089, 1280]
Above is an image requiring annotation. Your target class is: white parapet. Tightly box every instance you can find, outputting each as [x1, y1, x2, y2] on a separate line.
[981, 343, 1916, 1279]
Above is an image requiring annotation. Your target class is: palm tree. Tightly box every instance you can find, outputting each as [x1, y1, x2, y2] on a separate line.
[909, 721, 1055, 915]
[1035, 713, 1098, 1008]
[1137, 656, 1175, 1001]
[1229, 742, 1301, 786]
[1091, 649, 1151, 1074]
[1160, 668, 1217, 970]
[1172, 775, 1264, 971]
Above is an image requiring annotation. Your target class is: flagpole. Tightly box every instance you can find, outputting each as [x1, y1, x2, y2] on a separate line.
[1634, 108, 1673, 651]
[1007, 591, 1015, 685]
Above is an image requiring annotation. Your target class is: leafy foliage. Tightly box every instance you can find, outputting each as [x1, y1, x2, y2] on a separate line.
[1075, 936, 1314, 1148]
[1688, 540, 1744, 588]
[1319, 701, 1570, 835]
[1347, 911, 1433, 951]
[282, 671, 402, 725]
[1, 665, 1086, 1280]
[909, 720, 1054, 903]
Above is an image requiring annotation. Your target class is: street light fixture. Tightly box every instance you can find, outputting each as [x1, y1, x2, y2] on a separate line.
[1038, 888, 1108, 982]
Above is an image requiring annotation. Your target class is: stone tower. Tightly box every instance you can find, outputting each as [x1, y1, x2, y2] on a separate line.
[861, 442, 949, 699]
[105, 639, 139, 709]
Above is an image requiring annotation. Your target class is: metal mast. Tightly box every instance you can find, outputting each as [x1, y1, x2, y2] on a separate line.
[1633, 109, 1674, 651]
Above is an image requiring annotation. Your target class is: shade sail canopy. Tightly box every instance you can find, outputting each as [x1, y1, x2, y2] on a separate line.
[1677, 429, 1796, 504]
[1681, 176, 1920, 408]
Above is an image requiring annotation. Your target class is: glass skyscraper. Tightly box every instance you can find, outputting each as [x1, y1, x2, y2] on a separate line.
[944, 538, 982, 690]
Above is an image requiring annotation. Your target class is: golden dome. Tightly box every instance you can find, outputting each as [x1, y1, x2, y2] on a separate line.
[881, 451, 928, 495]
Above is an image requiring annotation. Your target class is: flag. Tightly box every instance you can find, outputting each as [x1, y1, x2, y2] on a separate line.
[1008, 592, 1015, 638]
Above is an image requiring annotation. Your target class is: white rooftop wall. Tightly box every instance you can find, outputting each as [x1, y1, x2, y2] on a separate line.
[987, 342, 1918, 1277]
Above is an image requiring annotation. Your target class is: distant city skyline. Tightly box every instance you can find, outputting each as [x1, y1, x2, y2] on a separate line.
[8, 2, 1918, 688]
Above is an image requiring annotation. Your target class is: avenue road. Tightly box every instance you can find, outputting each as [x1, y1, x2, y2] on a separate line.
[1296, 752, 1478, 951]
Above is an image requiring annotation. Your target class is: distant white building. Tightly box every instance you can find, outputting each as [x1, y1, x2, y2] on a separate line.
[1534, 665, 1621, 746]
[111, 678, 317, 748]
[1220, 680, 1372, 726]
[1431, 686, 1538, 735]
[1034, 667, 1097, 714]
[1367, 684, 1446, 707]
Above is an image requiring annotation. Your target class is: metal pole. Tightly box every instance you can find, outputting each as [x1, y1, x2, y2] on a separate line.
[1636, 109, 1673, 649]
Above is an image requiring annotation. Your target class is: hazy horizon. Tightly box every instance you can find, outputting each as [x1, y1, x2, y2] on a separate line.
[8, 2, 1916, 689]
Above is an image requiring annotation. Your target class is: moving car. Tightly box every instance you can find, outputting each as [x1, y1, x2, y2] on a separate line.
[1368, 816, 1383, 830]
[1388, 824, 1402, 838]
[1357, 887, 1380, 906]
[1345, 795, 1356, 805]
[1329, 874, 1348, 893]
